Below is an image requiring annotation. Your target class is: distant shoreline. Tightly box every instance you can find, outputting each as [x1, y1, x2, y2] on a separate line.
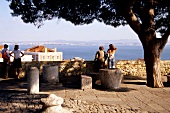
[2, 43, 169, 61]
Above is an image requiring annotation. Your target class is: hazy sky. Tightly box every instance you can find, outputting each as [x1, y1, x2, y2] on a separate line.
[0, 0, 139, 42]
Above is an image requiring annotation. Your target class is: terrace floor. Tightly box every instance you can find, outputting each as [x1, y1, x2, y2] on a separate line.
[0, 75, 170, 113]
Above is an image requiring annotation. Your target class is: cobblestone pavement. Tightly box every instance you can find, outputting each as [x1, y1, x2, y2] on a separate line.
[0, 77, 170, 113]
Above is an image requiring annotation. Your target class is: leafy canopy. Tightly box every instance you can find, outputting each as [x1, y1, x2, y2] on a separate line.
[7, 0, 170, 35]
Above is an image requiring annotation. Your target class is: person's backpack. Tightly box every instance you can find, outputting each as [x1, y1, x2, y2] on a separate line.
[2, 50, 9, 60]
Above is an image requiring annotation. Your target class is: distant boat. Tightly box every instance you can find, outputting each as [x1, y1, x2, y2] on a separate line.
[70, 57, 85, 61]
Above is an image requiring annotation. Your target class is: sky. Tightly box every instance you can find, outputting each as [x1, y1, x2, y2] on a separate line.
[0, 0, 139, 42]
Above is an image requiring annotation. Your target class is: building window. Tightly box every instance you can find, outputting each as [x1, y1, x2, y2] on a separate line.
[52, 56, 54, 60]
[43, 56, 45, 60]
[48, 56, 50, 59]
[57, 56, 59, 59]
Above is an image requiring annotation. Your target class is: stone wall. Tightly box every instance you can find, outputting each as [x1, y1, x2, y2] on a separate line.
[0, 60, 170, 78]
[116, 60, 170, 77]
[0, 61, 94, 78]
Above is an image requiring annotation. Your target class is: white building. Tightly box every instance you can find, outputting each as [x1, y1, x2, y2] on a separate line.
[0, 45, 63, 62]
[9, 52, 33, 62]
[24, 46, 63, 61]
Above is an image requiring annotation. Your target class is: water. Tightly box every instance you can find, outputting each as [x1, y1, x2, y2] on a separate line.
[8, 44, 170, 61]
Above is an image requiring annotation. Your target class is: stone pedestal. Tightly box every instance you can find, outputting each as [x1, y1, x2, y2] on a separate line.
[27, 67, 39, 94]
[99, 68, 123, 89]
[81, 75, 92, 90]
[43, 65, 59, 83]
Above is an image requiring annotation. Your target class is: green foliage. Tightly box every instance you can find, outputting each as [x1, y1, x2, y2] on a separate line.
[6, 0, 170, 35]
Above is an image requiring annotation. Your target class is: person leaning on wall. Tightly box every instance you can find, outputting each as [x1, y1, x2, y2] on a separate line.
[10, 45, 24, 79]
[107, 44, 117, 69]
[94, 46, 107, 72]
[1, 44, 10, 79]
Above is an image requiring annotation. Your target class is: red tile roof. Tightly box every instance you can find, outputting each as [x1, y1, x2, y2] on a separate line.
[0, 45, 3, 58]
[24, 45, 54, 52]
[0, 45, 3, 50]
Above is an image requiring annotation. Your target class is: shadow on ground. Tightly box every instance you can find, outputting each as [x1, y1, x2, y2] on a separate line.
[94, 84, 136, 92]
[1, 74, 170, 93]
[0, 77, 67, 92]
[123, 75, 146, 80]
[0, 92, 48, 113]
[122, 75, 170, 87]
[122, 75, 146, 85]
[0, 78, 27, 91]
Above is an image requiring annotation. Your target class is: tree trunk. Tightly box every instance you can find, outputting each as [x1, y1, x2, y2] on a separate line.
[143, 44, 164, 88]
[120, 0, 169, 88]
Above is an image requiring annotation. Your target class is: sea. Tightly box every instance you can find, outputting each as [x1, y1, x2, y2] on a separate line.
[7, 44, 170, 61]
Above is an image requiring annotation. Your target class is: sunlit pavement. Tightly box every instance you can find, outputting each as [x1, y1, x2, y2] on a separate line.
[0, 77, 170, 113]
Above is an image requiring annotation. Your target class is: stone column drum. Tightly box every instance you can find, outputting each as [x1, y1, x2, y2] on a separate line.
[43, 65, 59, 83]
[27, 67, 39, 94]
[99, 68, 123, 89]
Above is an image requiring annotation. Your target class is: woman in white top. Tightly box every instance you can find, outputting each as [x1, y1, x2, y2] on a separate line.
[10, 45, 24, 79]
[107, 44, 117, 69]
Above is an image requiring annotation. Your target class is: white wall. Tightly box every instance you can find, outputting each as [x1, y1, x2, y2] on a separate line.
[24, 52, 63, 61]
[10, 55, 33, 62]
[0, 55, 33, 62]
[0, 58, 3, 62]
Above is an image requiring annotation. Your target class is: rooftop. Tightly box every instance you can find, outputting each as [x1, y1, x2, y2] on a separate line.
[24, 45, 54, 52]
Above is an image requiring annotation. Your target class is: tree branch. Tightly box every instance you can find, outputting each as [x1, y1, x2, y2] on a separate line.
[123, 8, 141, 35]
[115, 0, 141, 35]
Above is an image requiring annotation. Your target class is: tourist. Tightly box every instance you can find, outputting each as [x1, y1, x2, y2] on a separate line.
[1, 44, 10, 79]
[94, 46, 107, 72]
[10, 45, 24, 79]
[107, 44, 117, 69]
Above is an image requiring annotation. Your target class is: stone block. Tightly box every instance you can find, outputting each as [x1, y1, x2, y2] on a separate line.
[43, 65, 59, 83]
[41, 94, 72, 113]
[41, 94, 64, 107]
[81, 75, 92, 90]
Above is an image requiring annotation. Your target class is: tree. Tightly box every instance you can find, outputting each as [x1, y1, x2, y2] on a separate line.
[6, 0, 170, 87]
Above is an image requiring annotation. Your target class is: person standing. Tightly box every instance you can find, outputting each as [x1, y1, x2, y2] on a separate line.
[107, 44, 117, 69]
[94, 46, 107, 72]
[10, 45, 24, 79]
[1, 44, 10, 79]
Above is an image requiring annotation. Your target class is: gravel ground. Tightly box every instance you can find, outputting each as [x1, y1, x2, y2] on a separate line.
[0, 92, 147, 113]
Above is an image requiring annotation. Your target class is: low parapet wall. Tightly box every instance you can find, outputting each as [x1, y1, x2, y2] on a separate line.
[0, 60, 170, 78]
[0, 61, 93, 78]
[116, 60, 170, 77]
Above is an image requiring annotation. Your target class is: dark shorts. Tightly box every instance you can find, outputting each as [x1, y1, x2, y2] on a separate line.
[13, 58, 22, 68]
